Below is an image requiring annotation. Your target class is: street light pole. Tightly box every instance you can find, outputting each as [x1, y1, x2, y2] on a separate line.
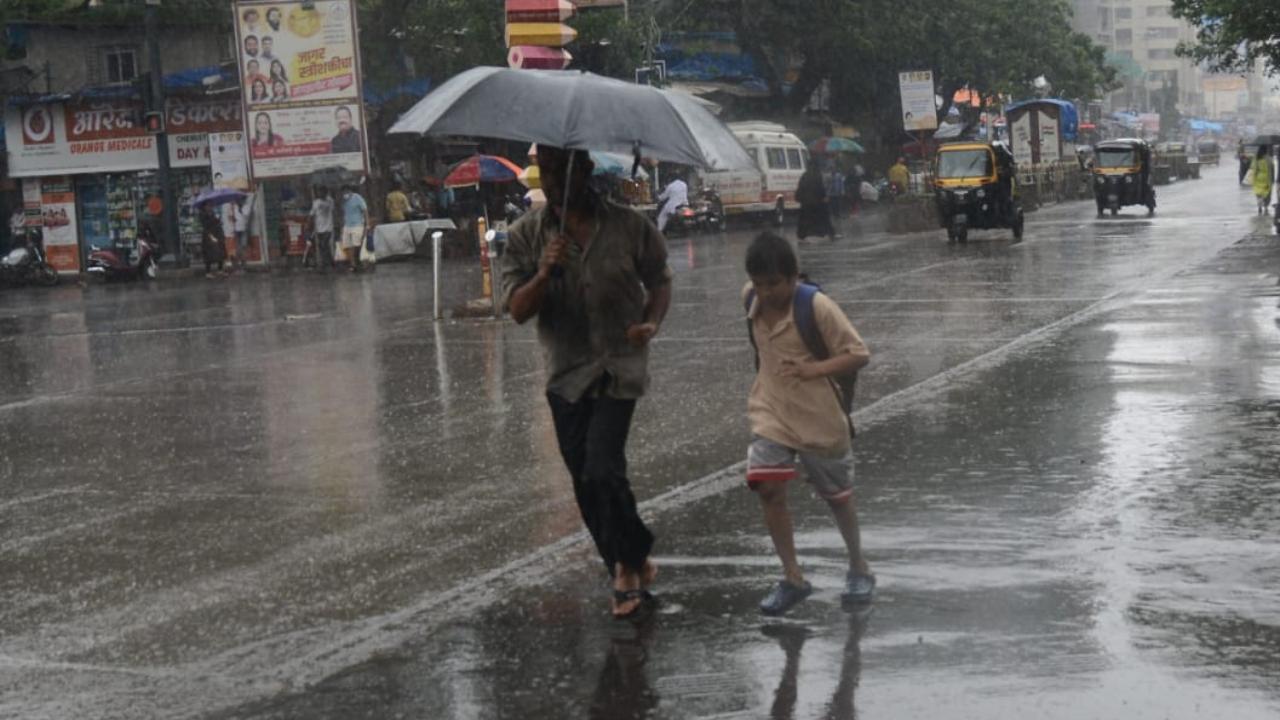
[145, 0, 183, 265]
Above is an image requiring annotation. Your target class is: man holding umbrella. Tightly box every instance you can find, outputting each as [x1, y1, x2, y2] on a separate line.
[502, 146, 672, 619]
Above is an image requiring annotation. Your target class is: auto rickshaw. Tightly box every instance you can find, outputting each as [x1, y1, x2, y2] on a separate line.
[932, 141, 1024, 243]
[1197, 140, 1220, 166]
[1091, 138, 1155, 217]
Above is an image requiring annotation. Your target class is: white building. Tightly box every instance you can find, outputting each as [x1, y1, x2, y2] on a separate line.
[1068, 0, 1270, 119]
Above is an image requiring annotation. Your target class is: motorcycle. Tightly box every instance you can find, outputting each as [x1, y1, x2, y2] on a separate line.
[0, 229, 60, 287]
[691, 188, 725, 233]
[87, 232, 160, 282]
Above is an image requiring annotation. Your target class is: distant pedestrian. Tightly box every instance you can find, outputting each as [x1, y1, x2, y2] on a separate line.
[1250, 146, 1273, 215]
[848, 163, 865, 215]
[339, 184, 369, 272]
[231, 196, 252, 271]
[741, 232, 873, 616]
[198, 203, 227, 279]
[828, 166, 846, 219]
[308, 186, 336, 270]
[501, 146, 672, 620]
[887, 156, 910, 196]
[795, 164, 834, 242]
[385, 182, 411, 223]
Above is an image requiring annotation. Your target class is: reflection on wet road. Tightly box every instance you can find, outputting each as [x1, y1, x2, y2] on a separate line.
[1, 166, 1278, 719]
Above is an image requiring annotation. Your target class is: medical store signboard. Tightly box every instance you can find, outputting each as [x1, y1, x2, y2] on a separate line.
[233, 0, 370, 179]
[5, 102, 156, 177]
[4, 98, 242, 176]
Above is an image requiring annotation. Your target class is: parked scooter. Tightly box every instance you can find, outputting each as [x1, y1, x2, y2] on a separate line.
[0, 228, 59, 287]
[87, 227, 161, 282]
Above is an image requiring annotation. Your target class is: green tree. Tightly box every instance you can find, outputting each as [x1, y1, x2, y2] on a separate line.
[661, 0, 1114, 147]
[1172, 0, 1280, 74]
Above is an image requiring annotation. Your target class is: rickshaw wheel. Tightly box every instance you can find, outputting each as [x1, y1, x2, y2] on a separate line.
[1012, 212, 1025, 241]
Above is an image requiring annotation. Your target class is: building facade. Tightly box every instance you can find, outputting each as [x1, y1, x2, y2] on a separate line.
[1, 18, 252, 269]
[1069, 0, 1271, 121]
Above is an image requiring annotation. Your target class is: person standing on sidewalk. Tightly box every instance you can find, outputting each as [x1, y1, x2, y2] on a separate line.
[385, 182, 411, 223]
[308, 186, 336, 271]
[339, 184, 369, 272]
[230, 196, 252, 271]
[198, 203, 227, 279]
[741, 232, 873, 616]
[501, 145, 672, 620]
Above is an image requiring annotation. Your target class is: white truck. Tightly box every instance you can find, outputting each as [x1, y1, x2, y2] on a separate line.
[699, 121, 808, 223]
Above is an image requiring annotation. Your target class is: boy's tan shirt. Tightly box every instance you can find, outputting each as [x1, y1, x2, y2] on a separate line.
[744, 283, 869, 454]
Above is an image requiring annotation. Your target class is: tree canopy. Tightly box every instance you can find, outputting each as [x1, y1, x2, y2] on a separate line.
[1171, 0, 1280, 75]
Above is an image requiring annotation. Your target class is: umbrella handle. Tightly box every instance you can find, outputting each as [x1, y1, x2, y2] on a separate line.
[551, 151, 574, 279]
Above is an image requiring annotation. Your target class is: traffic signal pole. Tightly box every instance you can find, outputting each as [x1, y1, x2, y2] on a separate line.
[145, 0, 183, 265]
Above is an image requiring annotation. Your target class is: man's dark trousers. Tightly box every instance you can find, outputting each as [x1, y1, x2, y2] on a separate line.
[546, 390, 655, 577]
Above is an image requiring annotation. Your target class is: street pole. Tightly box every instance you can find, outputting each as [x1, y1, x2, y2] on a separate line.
[145, 0, 183, 266]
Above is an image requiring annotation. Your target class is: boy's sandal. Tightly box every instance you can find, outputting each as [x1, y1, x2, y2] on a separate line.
[611, 589, 654, 619]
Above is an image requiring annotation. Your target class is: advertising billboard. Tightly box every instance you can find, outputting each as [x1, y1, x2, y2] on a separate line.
[233, 0, 369, 180]
[898, 70, 938, 133]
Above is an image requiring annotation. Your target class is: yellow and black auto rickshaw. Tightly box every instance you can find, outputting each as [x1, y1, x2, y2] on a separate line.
[1091, 138, 1155, 217]
[932, 141, 1024, 243]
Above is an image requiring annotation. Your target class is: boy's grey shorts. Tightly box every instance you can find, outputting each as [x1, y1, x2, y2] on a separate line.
[746, 435, 855, 502]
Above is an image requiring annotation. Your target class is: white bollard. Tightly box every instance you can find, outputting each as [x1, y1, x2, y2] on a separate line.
[432, 231, 444, 321]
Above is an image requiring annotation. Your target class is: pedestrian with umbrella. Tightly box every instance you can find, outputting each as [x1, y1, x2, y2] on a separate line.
[190, 187, 246, 278]
[197, 201, 227, 279]
[390, 67, 752, 619]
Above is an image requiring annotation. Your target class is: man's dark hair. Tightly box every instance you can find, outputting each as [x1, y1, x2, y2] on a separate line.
[745, 232, 798, 278]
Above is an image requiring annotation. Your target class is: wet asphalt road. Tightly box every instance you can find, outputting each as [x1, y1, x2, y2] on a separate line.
[1, 165, 1278, 719]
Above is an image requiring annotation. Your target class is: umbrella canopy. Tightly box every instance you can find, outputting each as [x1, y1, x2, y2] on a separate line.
[810, 136, 865, 154]
[1251, 135, 1280, 148]
[388, 66, 753, 171]
[190, 187, 247, 208]
[444, 154, 524, 188]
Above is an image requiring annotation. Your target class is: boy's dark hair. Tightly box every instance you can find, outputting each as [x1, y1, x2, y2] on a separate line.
[745, 232, 798, 278]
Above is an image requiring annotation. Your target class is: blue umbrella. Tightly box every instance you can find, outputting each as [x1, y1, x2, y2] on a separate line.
[191, 187, 248, 207]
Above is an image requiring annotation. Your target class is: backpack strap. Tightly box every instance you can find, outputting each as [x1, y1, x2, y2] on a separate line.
[744, 289, 759, 371]
[792, 283, 829, 360]
[793, 282, 858, 438]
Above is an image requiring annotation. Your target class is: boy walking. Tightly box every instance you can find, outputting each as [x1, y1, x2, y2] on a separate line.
[742, 232, 874, 616]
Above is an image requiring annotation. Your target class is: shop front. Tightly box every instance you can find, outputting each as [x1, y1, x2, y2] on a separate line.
[3, 95, 245, 272]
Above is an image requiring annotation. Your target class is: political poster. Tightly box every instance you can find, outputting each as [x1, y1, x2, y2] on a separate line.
[898, 70, 938, 133]
[210, 132, 251, 190]
[39, 177, 80, 272]
[233, 0, 369, 179]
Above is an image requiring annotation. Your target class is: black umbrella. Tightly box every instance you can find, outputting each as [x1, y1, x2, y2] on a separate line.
[388, 67, 753, 171]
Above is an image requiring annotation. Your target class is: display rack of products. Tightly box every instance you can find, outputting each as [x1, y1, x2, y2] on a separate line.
[106, 177, 138, 248]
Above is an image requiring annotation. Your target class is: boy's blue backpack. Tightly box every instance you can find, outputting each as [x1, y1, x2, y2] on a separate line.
[744, 282, 858, 438]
